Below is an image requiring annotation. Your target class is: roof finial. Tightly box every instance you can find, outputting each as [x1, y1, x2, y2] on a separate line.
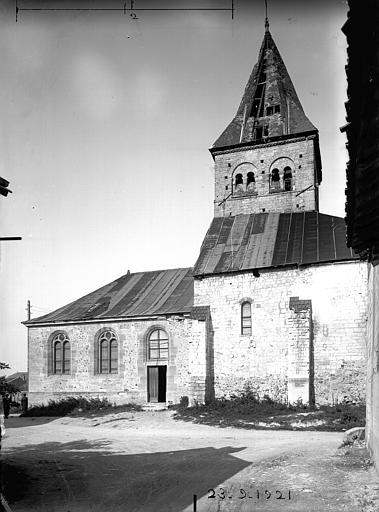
[265, 0, 269, 31]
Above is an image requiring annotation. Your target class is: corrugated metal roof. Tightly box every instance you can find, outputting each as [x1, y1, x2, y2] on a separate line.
[26, 268, 194, 325]
[194, 212, 358, 276]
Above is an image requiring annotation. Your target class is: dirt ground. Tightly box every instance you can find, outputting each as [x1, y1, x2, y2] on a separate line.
[1, 411, 378, 512]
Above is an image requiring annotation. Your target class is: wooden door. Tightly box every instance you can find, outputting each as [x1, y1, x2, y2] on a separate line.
[148, 366, 159, 403]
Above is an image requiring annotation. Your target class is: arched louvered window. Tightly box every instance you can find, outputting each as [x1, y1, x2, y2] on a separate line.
[234, 173, 244, 194]
[270, 168, 280, 191]
[52, 332, 70, 375]
[148, 329, 169, 360]
[97, 330, 118, 374]
[241, 302, 252, 335]
[246, 172, 255, 192]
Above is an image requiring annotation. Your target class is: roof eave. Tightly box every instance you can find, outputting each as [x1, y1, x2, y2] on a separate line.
[193, 257, 361, 279]
[209, 129, 319, 158]
[23, 310, 193, 328]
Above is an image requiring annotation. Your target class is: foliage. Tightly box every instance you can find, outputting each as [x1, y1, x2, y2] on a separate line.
[0, 362, 18, 395]
[21, 396, 142, 417]
[172, 387, 365, 432]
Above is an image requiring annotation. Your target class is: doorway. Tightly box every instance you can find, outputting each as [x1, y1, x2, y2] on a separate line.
[147, 366, 167, 403]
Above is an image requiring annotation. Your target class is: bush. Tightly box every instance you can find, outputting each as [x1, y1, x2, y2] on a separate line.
[179, 396, 189, 408]
[21, 397, 142, 417]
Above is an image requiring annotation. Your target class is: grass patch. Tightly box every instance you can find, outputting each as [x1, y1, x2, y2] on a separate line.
[21, 397, 142, 418]
[171, 392, 365, 431]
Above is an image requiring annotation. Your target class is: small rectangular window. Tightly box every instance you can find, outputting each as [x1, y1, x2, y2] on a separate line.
[266, 106, 274, 116]
[250, 99, 261, 118]
[274, 105, 281, 113]
[241, 302, 252, 335]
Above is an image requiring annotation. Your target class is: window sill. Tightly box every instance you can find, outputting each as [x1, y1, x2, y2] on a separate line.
[94, 372, 119, 376]
[231, 192, 258, 199]
[269, 189, 293, 194]
[48, 373, 72, 377]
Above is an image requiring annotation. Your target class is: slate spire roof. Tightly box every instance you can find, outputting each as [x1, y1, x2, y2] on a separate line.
[212, 27, 317, 150]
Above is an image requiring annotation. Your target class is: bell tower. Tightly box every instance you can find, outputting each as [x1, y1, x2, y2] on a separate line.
[211, 21, 322, 218]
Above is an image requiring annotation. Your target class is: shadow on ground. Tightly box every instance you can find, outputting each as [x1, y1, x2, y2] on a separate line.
[2, 439, 250, 511]
[171, 403, 366, 432]
[4, 416, 58, 429]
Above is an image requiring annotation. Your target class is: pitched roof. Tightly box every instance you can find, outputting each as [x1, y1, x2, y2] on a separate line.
[25, 268, 194, 325]
[212, 29, 317, 150]
[193, 212, 358, 276]
[6, 372, 28, 383]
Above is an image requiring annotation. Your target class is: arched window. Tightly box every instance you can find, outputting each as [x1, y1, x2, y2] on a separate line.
[52, 332, 70, 375]
[270, 168, 280, 191]
[234, 173, 244, 194]
[148, 329, 169, 360]
[246, 172, 255, 192]
[283, 167, 292, 191]
[97, 330, 118, 374]
[241, 302, 252, 335]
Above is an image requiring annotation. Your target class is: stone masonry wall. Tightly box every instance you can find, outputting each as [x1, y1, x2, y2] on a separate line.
[28, 316, 207, 407]
[194, 261, 367, 404]
[366, 263, 379, 469]
[213, 137, 318, 217]
[288, 298, 313, 404]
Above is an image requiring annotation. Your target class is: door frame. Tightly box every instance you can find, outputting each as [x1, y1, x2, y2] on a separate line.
[147, 365, 167, 403]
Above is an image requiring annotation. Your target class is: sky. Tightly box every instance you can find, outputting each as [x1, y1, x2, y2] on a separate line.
[0, 0, 349, 374]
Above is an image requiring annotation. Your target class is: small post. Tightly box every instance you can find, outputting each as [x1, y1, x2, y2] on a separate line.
[26, 300, 31, 321]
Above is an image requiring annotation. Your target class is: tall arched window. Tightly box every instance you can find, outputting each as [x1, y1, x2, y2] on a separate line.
[148, 329, 169, 360]
[241, 302, 252, 335]
[283, 167, 292, 191]
[52, 332, 70, 374]
[234, 173, 244, 194]
[270, 168, 280, 191]
[246, 172, 255, 192]
[97, 330, 118, 374]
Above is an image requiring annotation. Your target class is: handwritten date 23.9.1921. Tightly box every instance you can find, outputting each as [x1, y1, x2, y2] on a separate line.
[207, 488, 291, 500]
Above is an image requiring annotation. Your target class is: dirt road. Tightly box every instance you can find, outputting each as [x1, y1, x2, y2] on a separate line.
[1, 412, 377, 512]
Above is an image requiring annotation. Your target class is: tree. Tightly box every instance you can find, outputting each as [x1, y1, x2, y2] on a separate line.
[0, 362, 11, 394]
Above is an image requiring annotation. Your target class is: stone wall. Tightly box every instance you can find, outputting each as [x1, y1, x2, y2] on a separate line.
[213, 136, 319, 217]
[194, 260, 367, 404]
[288, 297, 313, 404]
[367, 263, 379, 469]
[28, 316, 207, 406]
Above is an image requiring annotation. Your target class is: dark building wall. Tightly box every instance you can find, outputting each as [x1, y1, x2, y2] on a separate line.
[343, 0, 379, 473]
[367, 265, 379, 466]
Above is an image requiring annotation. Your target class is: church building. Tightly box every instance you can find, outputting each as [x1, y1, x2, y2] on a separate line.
[25, 21, 368, 408]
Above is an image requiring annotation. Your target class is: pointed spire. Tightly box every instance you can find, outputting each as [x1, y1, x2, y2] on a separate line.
[212, 26, 317, 150]
[265, 0, 269, 32]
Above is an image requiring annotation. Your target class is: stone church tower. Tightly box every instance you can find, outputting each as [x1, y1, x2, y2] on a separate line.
[193, 22, 367, 404]
[25, 20, 367, 408]
[212, 22, 321, 218]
